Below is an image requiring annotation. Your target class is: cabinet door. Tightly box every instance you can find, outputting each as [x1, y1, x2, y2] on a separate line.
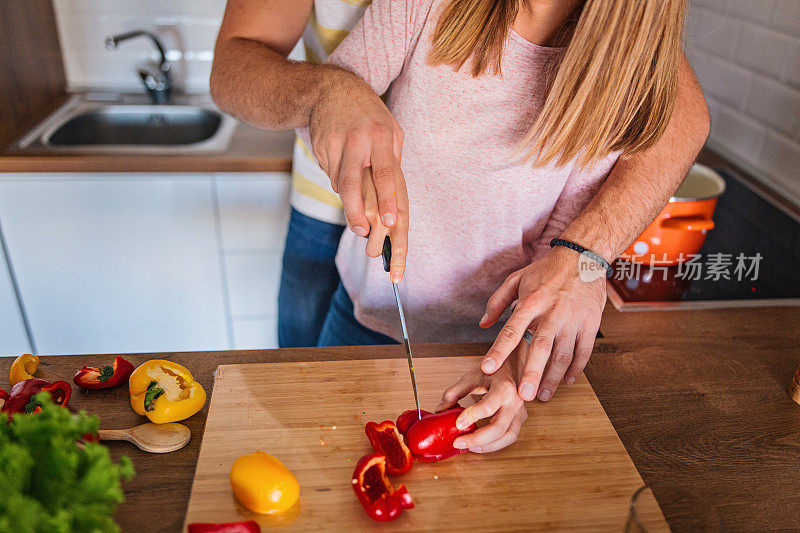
[0, 174, 229, 355]
[0, 236, 30, 356]
[215, 172, 290, 349]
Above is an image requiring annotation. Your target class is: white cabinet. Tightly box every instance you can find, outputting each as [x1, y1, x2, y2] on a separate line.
[0, 236, 30, 356]
[215, 173, 291, 251]
[0, 174, 229, 355]
[215, 172, 290, 349]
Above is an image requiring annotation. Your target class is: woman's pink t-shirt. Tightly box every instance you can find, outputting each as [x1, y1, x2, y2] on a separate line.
[302, 0, 620, 343]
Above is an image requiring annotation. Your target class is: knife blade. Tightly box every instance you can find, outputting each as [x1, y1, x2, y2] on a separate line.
[382, 236, 422, 421]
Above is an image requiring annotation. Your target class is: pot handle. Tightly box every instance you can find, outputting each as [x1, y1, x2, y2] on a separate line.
[660, 216, 715, 231]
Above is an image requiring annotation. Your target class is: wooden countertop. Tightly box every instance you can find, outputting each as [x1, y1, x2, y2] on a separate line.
[0, 121, 294, 173]
[2, 305, 799, 532]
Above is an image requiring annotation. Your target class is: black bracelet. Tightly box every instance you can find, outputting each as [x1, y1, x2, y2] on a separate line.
[550, 238, 613, 278]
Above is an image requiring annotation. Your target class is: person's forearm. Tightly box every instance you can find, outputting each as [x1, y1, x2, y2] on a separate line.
[560, 56, 711, 261]
[210, 37, 358, 130]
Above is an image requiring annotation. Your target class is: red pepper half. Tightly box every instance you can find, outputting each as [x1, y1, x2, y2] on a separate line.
[187, 521, 261, 533]
[352, 453, 414, 521]
[0, 378, 71, 419]
[364, 420, 414, 475]
[73, 356, 135, 389]
[396, 406, 477, 462]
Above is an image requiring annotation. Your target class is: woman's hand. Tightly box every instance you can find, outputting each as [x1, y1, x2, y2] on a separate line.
[437, 344, 528, 453]
[479, 246, 606, 402]
[359, 166, 409, 282]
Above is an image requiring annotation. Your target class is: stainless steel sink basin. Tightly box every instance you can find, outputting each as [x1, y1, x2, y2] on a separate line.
[48, 106, 222, 146]
[14, 93, 236, 154]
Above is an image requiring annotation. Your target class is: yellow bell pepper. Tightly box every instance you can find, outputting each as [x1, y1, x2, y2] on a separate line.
[129, 359, 206, 424]
[10, 353, 39, 385]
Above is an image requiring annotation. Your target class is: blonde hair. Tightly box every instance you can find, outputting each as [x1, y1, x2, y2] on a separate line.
[429, 0, 686, 167]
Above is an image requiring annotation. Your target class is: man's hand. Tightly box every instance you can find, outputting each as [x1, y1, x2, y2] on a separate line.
[210, 1, 410, 281]
[438, 344, 528, 453]
[309, 71, 409, 281]
[479, 246, 606, 402]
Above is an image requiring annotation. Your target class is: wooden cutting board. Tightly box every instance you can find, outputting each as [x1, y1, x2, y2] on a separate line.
[184, 356, 667, 531]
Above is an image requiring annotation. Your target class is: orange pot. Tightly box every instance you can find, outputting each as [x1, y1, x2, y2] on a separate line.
[621, 164, 725, 265]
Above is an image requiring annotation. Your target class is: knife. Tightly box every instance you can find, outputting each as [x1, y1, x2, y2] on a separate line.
[381, 236, 422, 421]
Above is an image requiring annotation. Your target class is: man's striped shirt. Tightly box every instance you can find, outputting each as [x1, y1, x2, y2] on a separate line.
[291, 0, 372, 224]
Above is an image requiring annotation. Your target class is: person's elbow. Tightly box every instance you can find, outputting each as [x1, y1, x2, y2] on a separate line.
[692, 95, 711, 150]
[678, 60, 711, 153]
[209, 41, 233, 115]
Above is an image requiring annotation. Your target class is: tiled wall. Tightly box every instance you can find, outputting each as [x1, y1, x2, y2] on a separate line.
[53, 0, 226, 93]
[685, 0, 800, 206]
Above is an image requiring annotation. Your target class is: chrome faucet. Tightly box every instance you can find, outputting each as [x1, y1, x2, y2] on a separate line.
[105, 30, 172, 104]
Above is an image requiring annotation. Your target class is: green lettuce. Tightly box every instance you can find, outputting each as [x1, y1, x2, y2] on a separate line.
[0, 393, 134, 533]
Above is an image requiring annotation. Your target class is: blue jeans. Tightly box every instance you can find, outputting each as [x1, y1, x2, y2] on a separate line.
[317, 283, 398, 346]
[278, 208, 345, 347]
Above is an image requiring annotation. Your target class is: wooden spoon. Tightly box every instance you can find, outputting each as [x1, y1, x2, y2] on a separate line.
[98, 422, 191, 453]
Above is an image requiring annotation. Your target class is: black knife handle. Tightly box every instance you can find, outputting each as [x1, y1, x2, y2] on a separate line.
[381, 235, 391, 273]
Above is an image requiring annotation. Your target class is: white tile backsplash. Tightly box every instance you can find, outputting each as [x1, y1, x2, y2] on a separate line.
[708, 97, 768, 169]
[737, 24, 799, 82]
[726, 0, 775, 24]
[687, 0, 800, 207]
[53, 0, 226, 92]
[746, 77, 800, 142]
[686, 6, 745, 62]
[691, 49, 755, 111]
[759, 131, 800, 200]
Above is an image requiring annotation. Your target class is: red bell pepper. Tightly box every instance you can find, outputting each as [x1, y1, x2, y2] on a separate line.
[352, 453, 414, 521]
[0, 378, 71, 419]
[396, 406, 477, 462]
[364, 420, 414, 475]
[73, 356, 135, 389]
[187, 521, 261, 533]
[396, 409, 430, 434]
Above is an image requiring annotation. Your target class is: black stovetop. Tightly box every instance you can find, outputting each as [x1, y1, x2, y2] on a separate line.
[608, 168, 800, 307]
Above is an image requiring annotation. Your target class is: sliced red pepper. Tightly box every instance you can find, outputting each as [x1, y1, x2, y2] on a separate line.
[187, 521, 261, 533]
[364, 420, 414, 475]
[0, 378, 71, 420]
[73, 356, 135, 389]
[396, 406, 477, 462]
[352, 453, 413, 521]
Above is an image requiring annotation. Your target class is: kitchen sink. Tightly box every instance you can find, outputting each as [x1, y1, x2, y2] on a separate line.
[14, 93, 236, 154]
[48, 106, 222, 146]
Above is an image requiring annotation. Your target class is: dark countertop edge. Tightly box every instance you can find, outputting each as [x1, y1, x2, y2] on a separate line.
[0, 154, 292, 173]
